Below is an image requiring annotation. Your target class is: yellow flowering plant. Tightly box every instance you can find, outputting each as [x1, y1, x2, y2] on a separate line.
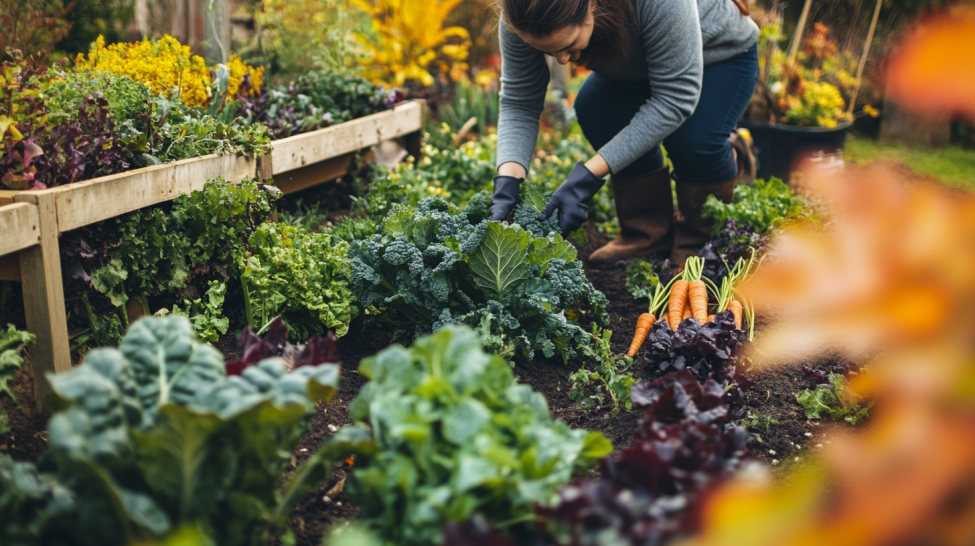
[352, 0, 471, 87]
[754, 22, 864, 127]
[75, 35, 263, 108]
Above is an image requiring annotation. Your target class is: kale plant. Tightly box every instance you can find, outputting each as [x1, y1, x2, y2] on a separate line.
[349, 197, 609, 362]
[322, 325, 612, 545]
[0, 316, 340, 546]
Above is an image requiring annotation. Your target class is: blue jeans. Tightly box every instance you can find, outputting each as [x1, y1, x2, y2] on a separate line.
[575, 44, 759, 183]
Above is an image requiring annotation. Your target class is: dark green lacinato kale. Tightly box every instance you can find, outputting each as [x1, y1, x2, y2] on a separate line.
[323, 325, 613, 545]
[0, 316, 340, 546]
[349, 196, 609, 362]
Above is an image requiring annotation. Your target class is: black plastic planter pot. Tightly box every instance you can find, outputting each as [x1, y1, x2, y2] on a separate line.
[739, 120, 852, 182]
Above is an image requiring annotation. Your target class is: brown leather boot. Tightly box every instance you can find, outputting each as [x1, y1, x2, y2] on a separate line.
[670, 177, 737, 265]
[588, 167, 674, 267]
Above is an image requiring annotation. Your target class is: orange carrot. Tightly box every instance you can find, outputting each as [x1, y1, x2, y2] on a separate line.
[729, 300, 744, 329]
[668, 279, 689, 329]
[628, 313, 656, 357]
[706, 314, 715, 323]
[682, 302, 692, 321]
[688, 279, 708, 322]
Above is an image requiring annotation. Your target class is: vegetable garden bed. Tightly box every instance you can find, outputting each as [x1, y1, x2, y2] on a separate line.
[0, 101, 424, 407]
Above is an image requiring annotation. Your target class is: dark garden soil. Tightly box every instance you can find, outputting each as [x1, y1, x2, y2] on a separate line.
[0, 215, 851, 546]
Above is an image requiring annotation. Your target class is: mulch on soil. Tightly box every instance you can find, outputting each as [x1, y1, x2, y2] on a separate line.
[0, 217, 853, 546]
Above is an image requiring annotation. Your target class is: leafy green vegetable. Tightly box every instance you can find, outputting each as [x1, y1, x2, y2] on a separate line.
[350, 197, 608, 362]
[796, 373, 872, 425]
[241, 223, 358, 339]
[0, 324, 34, 404]
[169, 280, 231, 343]
[0, 316, 340, 545]
[568, 325, 636, 414]
[625, 259, 663, 301]
[323, 325, 612, 545]
[702, 177, 807, 235]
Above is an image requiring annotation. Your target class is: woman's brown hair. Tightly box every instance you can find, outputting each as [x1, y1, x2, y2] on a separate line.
[499, 0, 633, 69]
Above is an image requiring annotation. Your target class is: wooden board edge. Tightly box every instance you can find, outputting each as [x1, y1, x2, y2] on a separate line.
[270, 100, 424, 175]
[51, 153, 257, 232]
[0, 202, 41, 256]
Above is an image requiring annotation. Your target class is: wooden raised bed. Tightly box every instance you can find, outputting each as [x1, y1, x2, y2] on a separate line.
[267, 100, 425, 194]
[0, 100, 424, 408]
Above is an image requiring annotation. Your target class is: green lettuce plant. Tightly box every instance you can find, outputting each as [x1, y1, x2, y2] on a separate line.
[702, 177, 807, 235]
[241, 223, 358, 339]
[322, 325, 613, 545]
[0, 316, 340, 545]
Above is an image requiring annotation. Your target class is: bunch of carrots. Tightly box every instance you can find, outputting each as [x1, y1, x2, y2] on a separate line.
[627, 256, 757, 357]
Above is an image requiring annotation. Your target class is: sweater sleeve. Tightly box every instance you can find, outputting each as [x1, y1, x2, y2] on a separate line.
[496, 19, 550, 173]
[597, 0, 704, 174]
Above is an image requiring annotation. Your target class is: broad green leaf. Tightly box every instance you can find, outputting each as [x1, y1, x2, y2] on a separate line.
[523, 183, 547, 211]
[119, 317, 225, 415]
[529, 233, 577, 276]
[468, 222, 530, 300]
[91, 259, 129, 307]
[442, 399, 490, 445]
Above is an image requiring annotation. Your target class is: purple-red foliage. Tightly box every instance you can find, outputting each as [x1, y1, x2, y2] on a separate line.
[534, 369, 750, 546]
[226, 317, 340, 376]
[1, 92, 129, 189]
[643, 310, 748, 386]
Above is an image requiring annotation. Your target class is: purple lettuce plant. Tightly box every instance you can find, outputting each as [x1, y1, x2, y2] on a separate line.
[534, 369, 751, 546]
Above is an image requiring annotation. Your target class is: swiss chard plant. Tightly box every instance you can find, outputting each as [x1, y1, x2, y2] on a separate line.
[0, 316, 340, 546]
[321, 325, 612, 545]
[536, 369, 751, 545]
[349, 196, 609, 362]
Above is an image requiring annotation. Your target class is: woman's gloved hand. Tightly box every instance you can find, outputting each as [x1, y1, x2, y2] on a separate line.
[539, 162, 606, 236]
[489, 175, 523, 221]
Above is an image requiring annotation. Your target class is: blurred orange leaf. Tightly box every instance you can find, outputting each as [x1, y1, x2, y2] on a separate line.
[886, 10, 975, 119]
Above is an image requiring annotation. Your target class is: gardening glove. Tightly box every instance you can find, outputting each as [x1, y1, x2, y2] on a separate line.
[489, 175, 523, 222]
[539, 162, 605, 237]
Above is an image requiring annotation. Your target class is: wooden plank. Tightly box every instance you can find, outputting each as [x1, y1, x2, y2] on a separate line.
[274, 154, 355, 195]
[14, 192, 71, 409]
[44, 153, 256, 232]
[0, 190, 22, 206]
[270, 100, 424, 175]
[0, 203, 41, 256]
[0, 254, 20, 282]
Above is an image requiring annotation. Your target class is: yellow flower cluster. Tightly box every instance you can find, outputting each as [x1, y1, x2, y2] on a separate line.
[353, 0, 470, 87]
[75, 36, 265, 107]
[226, 55, 264, 98]
[782, 81, 852, 128]
[76, 35, 212, 106]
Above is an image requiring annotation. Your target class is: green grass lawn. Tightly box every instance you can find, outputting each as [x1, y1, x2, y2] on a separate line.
[845, 136, 975, 190]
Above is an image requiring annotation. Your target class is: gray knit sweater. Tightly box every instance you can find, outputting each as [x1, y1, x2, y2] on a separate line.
[497, 0, 759, 174]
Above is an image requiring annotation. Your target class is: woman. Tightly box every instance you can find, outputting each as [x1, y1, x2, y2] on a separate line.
[489, 0, 759, 265]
